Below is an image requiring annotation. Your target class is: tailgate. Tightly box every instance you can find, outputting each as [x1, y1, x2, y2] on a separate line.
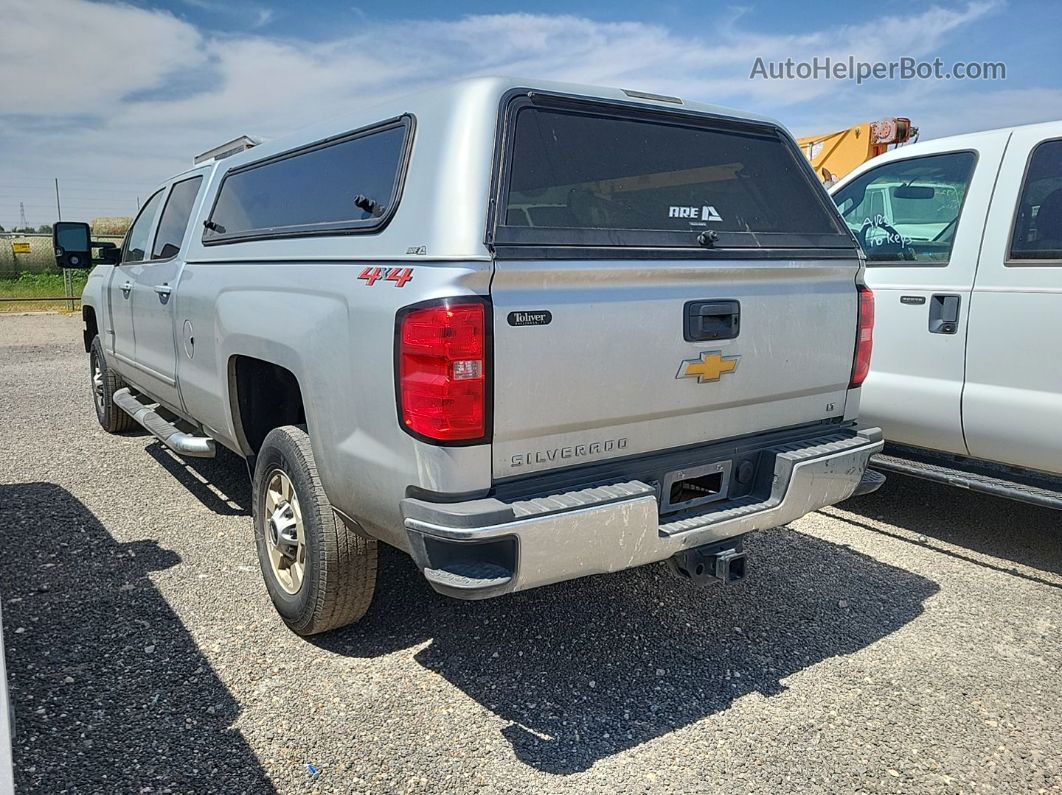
[491, 259, 856, 477]
[488, 93, 860, 478]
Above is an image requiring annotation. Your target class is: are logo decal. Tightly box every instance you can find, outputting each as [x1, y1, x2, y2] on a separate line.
[668, 205, 724, 222]
[358, 267, 414, 287]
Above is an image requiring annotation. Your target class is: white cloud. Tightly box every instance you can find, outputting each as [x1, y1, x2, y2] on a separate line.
[0, 0, 205, 114]
[1, 0, 1056, 228]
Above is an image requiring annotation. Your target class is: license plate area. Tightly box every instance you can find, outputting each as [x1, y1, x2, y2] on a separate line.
[660, 460, 732, 514]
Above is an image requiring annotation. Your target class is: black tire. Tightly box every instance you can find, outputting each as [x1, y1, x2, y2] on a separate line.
[89, 335, 136, 433]
[252, 425, 378, 635]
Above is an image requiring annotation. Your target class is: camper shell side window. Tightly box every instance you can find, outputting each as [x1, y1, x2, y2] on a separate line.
[202, 115, 415, 245]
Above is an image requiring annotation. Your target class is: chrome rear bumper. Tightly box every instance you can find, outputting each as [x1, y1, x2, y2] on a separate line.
[402, 427, 883, 599]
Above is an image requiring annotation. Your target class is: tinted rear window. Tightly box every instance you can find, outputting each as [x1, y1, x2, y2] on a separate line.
[1010, 138, 1062, 261]
[204, 118, 411, 243]
[501, 106, 841, 244]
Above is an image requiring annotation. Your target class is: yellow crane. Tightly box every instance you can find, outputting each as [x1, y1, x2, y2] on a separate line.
[797, 118, 917, 185]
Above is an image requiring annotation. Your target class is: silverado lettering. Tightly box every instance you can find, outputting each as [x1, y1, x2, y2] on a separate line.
[511, 438, 629, 468]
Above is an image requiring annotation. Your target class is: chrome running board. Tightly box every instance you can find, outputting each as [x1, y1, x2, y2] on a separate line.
[112, 388, 216, 458]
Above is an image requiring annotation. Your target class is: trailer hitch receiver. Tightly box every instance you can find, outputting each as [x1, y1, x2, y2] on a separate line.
[668, 538, 746, 586]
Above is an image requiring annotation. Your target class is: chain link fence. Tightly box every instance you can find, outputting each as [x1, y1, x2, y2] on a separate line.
[1, 231, 124, 312]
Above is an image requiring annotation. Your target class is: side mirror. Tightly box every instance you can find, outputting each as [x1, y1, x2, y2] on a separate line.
[53, 221, 122, 268]
[53, 221, 93, 269]
[94, 242, 121, 265]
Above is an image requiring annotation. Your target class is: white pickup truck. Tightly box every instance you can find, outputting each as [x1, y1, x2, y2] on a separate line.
[831, 121, 1062, 508]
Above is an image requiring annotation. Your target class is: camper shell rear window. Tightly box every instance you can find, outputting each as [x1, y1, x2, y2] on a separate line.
[491, 93, 853, 258]
[202, 115, 414, 245]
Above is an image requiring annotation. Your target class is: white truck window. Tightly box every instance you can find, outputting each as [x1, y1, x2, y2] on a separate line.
[203, 117, 411, 244]
[121, 189, 165, 264]
[1009, 138, 1062, 262]
[833, 152, 976, 266]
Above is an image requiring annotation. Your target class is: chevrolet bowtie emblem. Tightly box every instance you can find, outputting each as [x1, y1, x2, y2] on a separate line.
[676, 350, 740, 383]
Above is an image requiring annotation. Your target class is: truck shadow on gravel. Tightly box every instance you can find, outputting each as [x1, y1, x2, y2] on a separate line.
[144, 443, 251, 516]
[0, 483, 273, 794]
[837, 472, 1062, 583]
[317, 527, 939, 775]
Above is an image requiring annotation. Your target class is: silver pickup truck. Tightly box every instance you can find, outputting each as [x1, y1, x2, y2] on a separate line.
[54, 78, 882, 635]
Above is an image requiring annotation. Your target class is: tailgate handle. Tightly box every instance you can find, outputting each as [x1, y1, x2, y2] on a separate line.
[684, 300, 740, 342]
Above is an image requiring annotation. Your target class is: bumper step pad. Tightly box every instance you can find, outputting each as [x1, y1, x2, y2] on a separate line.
[660, 432, 875, 536]
[510, 481, 655, 520]
[422, 562, 513, 592]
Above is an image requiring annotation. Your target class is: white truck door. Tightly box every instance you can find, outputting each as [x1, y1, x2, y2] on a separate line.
[107, 188, 165, 367]
[963, 128, 1062, 474]
[127, 174, 205, 410]
[831, 133, 1009, 454]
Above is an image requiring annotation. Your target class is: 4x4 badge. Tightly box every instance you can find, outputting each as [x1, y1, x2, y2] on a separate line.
[676, 350, 740, 383]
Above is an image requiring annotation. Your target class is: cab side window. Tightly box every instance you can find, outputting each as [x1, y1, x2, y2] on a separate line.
[832, 152, 976, 265]
[151, 176, 204, 259]
[122, 189, 165, 263]
[1009, 139, 1062, 262]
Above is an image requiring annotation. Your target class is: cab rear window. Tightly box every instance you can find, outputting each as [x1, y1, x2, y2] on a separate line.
[495, 100, 848, 254]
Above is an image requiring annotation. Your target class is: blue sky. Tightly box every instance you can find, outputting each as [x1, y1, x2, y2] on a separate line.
[2, 0, 1060, 228]
[133, 0, 1046, 39]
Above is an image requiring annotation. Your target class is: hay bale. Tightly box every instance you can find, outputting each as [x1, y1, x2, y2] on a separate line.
[91, 216, 131, 237]
[0, 240, 13, 278]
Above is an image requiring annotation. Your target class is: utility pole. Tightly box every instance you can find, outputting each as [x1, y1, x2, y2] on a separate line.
[19, 202, 27, 230]
[54, 178, 62, 221]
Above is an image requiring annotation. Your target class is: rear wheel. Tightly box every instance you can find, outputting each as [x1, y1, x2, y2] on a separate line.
[252, 425, 378, 635]
[89, 335, 135, 433]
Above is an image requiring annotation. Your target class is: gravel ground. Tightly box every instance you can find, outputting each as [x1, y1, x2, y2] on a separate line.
[0, 312, 1060, 794]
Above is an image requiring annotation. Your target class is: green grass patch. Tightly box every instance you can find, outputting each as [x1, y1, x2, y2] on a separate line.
[0, 272, 87, 312]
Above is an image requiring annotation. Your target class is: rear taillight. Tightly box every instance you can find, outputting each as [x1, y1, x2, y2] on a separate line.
[849, 285, 874, 388]
[397, 299, 489, 443]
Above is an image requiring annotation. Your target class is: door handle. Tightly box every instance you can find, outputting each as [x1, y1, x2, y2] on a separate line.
[121, 281, 132, 298]
[154, 284, 172, 299]
[929, 294, 960, 334]
[684, 300, 740, 341]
